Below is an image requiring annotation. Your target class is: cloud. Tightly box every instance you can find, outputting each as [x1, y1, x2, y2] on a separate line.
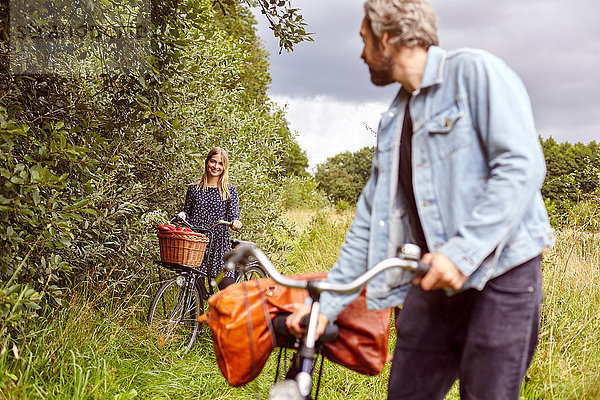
[430, 0, 600, 144]
[272, 95, 386, 169]
[257, 0, 394, 101]
[255, 0, 600, 166]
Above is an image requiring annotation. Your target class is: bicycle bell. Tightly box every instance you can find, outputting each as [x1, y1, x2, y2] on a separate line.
[399, 243, 421, 260]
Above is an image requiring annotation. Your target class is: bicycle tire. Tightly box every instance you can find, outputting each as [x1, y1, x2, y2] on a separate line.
[147, 275, 203, 354]
[235, 262, 268, 283]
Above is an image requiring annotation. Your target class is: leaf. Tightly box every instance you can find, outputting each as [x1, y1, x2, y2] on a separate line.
[12, 343, 20, 360]
[9, 175, 24, 185]
[59, 237, 72, 247]
[4, 371, 18, 380]
[32, 189, 40, 206]
[30, 168, 40, 182]
[4, 284, 20, 296]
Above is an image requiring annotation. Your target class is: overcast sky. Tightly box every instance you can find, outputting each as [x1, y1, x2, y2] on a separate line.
[254, 0, 600, 169]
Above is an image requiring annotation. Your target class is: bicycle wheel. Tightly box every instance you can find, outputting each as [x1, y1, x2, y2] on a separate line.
[147, 275, 203, 354]
[235, 262, 267, 283]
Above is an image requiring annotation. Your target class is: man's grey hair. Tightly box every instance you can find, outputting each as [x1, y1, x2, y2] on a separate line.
[364, 0, 439, 48]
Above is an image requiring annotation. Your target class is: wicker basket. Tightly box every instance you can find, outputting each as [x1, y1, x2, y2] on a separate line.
[158, 231, 209, 267]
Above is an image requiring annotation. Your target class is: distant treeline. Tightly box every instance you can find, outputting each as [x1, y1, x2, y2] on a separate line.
[315, 138, 600, 226]
[541, 138, 599, 202]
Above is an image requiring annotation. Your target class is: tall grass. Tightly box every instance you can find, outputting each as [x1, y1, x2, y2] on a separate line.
[282, 208, 354, 274]
[1, 208, 599, 399]
[524, 228, 600, 399]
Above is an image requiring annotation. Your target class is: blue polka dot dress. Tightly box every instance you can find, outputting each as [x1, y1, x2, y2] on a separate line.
[184, 184, 240, 277]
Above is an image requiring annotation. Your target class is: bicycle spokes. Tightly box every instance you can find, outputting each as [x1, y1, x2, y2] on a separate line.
[148, 276, 202, 353]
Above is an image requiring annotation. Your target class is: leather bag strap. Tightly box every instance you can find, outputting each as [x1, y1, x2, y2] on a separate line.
[255, 279, 276, 347]
[242, 281, 257, 380]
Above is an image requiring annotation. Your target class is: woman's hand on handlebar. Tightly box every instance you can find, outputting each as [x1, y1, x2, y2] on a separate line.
[286, 303, 329, 338]
[232, 219, 242, 230]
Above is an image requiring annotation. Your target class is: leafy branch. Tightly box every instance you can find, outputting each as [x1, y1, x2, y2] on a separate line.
[215, 0, 314, 53]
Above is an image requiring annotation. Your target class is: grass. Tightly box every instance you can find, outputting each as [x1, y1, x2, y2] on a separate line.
[524, 228, 600, 399]
[281, 208, 355, 274]
[1, 208, 599, 399]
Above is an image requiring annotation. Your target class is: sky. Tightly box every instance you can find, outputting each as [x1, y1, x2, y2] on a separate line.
[253, 0, 600, 169]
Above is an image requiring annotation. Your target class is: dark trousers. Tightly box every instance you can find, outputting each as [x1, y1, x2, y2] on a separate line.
[388, 256, 542, 400]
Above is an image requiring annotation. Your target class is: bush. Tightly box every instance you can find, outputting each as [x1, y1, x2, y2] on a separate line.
[334, 199, 352, 212]
[281, 176, 329, 209]
[0, 0, 305, 341]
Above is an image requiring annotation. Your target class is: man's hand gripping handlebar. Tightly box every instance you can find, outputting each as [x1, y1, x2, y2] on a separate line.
[224, 243, 430, 340]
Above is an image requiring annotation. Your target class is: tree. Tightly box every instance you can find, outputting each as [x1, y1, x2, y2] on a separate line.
[540, 136, 600, 227]
[315, 146, 374, 204]
[0, 0, 310, 339]
[278, 139, 309, 177]
[541, 137, 599, 201]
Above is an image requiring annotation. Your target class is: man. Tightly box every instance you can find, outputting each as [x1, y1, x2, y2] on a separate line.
[287, 0, 554, 398]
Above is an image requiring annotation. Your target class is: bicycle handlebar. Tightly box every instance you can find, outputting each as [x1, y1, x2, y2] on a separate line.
[224, 243, 430, 295]
[170, 212, 233, 233]
[225, 243, 430, 399]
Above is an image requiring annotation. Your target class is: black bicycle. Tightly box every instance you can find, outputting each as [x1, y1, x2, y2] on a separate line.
[224, 243, 429, 400]
[147, 212, 268, 354]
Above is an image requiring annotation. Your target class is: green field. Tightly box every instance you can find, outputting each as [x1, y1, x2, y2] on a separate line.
[1, 209, 599, 399]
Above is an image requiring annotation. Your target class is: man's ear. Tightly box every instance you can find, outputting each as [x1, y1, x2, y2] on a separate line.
[380, 31, 393, 54]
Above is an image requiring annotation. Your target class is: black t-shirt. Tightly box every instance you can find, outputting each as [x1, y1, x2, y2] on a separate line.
[398, 100, 429, 253]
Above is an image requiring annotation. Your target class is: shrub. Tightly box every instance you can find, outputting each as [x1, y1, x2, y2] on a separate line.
[281, 176, 329, 210]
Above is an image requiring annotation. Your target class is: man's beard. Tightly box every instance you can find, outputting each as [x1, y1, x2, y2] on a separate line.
[369, 54, 395, 86]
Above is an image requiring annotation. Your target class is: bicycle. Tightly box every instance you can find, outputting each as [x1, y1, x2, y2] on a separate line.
[147, 212, 268, 354]
[224, 242, 429, 400]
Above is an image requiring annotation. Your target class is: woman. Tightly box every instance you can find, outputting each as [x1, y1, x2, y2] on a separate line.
[184, 147, 242, 288]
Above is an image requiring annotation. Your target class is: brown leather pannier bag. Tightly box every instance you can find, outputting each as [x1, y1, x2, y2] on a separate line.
[198, 273, 392, 386]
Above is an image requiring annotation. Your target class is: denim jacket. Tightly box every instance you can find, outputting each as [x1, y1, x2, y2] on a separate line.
[319, 46, 555, 322]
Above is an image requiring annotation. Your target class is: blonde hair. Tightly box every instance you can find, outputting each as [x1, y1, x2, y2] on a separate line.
[198, 147, 231, 200]
[364, 0, 439, 48]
